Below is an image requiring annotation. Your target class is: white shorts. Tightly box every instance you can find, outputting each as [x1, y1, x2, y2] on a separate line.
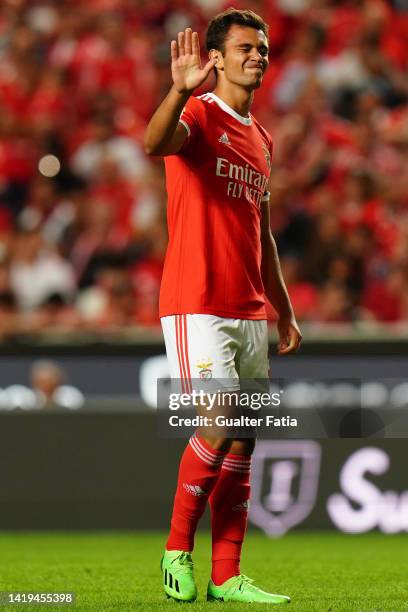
[161, 314, 269, 388]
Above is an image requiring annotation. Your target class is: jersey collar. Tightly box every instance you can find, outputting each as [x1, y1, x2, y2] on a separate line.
[207, 92, 252, 126]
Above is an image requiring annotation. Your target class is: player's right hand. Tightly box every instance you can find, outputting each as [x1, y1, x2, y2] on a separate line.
[171, 28, 217, 94]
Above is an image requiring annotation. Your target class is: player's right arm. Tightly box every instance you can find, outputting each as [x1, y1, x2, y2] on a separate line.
[144, 28, 216, 156]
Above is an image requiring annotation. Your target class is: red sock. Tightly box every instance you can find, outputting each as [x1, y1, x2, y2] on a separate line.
[209, 452, 251, 585]
[166, 434, 226, 552]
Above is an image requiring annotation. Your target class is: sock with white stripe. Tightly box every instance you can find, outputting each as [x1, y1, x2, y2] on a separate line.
[209, 452, 251, 585]
[166, 434, 226, 552]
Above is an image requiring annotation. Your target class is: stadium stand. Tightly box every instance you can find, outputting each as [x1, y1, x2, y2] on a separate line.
[0, 0, 407, 339]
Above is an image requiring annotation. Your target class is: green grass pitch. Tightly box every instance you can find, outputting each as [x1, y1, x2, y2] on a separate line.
[0, 531, 407, 611]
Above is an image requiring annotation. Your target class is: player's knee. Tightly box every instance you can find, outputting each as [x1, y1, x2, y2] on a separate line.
[202, 436, 233, 452]
[230, 438, 256, 456]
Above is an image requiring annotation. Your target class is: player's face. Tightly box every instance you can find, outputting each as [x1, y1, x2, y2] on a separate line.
[220, 25, 269, 90]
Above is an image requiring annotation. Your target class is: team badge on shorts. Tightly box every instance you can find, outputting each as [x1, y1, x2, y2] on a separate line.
[196, 359, 213, 380]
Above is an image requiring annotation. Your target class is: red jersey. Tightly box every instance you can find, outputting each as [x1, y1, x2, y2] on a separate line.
[159, 92, 273, 320]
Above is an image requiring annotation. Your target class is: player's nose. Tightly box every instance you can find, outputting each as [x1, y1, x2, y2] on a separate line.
[248, 50, 266, 67]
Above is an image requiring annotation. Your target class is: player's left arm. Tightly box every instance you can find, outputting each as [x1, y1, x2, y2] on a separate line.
[260, 198, 302, 354]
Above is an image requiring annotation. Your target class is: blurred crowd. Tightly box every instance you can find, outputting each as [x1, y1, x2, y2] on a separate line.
[0, 0, 407, 339]
[0, 359, 85, 410]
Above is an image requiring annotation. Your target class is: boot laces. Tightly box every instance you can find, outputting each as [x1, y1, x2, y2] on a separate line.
[171, 551, 193, 573]
[230, 574, 257, 593]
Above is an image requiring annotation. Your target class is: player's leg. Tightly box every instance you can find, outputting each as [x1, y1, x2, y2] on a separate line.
[162, 314, 240, 552]
[160, 314, 240, 601]
[208, 320, 290, 603]
[208, 437, 289, 603]
[161, 434, 227, 600]
[209, 437, 254, 586]
[209, 319, 268, 582]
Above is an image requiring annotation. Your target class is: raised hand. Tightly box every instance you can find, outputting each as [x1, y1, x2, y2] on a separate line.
[171, 28, 217, 94]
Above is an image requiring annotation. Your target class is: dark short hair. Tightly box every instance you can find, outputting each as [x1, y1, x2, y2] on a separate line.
[206, 8, 269, 54]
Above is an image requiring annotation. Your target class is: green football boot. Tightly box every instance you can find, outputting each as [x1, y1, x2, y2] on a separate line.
[207, 574, 290, 604]
[161, 550, 197, 602]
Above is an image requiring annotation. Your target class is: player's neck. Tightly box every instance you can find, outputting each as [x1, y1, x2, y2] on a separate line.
[212, 86, 254, 119]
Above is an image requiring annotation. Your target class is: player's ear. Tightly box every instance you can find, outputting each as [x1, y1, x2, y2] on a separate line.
[209, 49, 224, 71]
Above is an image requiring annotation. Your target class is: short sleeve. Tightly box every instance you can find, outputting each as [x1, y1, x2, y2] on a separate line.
[178, 97, 202, 151]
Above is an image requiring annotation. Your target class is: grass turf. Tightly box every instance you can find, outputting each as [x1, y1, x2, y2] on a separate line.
[0, 531, 407, 611]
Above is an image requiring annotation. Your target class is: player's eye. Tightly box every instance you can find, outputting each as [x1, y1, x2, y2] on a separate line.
[238, 45, 269, 57]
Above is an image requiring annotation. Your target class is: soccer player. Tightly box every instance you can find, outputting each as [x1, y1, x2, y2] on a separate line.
[144, 8, 301, 604]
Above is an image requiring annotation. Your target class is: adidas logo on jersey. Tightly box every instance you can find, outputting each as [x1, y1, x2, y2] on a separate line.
[232, 500, 250, 512]
[183, 483, 206, 496]
[218, 132, 231, 145]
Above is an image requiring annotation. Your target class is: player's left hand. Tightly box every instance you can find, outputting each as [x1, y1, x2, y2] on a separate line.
[277, 315, 302, 355]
